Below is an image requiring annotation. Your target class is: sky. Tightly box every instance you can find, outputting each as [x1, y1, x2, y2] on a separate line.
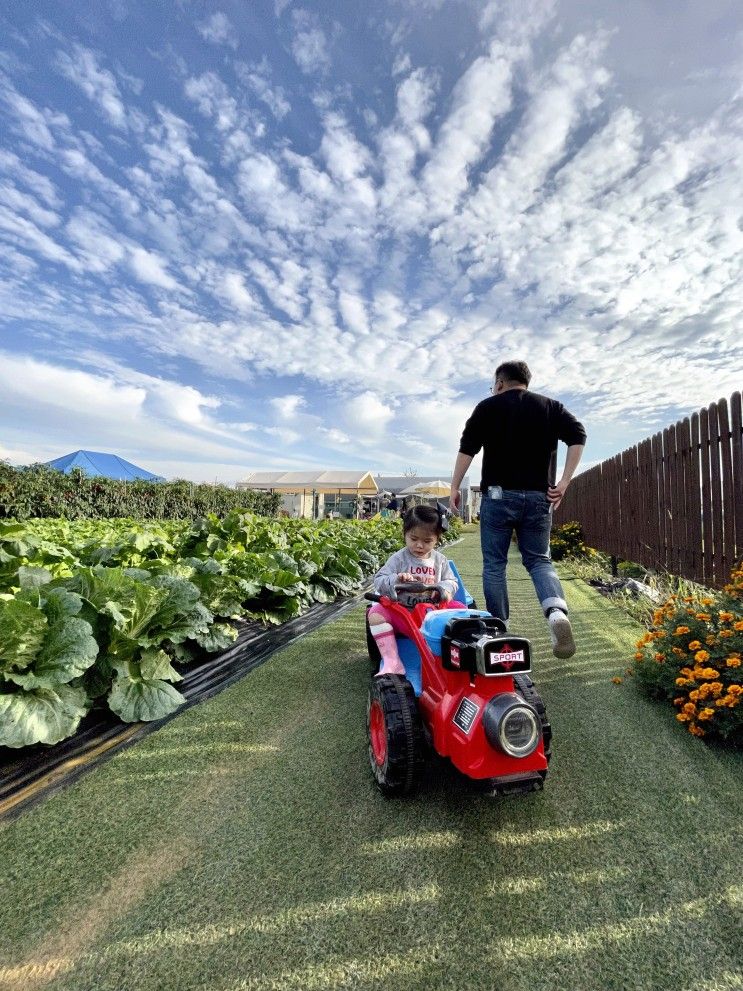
[1, 0, 741, 485]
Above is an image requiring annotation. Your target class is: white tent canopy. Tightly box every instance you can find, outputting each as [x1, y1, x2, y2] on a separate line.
[237, 470, 379, 495]
[398, 479, 451, 497]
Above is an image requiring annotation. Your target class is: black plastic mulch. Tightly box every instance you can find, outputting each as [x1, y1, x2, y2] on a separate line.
[0, 593, 366, 822]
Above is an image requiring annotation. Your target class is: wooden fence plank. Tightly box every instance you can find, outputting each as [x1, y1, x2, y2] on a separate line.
[708, 402, 724, 586]
[677, 417, 692, 578]
[688, 412, 703, 583]
[650, 431, 664, 572]
[731, 391, 743, 566]
[717, 397, 735, 578]
[699, 406, 713, 586]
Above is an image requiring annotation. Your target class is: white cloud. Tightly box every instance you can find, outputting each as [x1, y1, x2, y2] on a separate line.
[0, 80, 56, 149]
[221, 271, 257, 312]
[56, 45, 128, 128]
[197, 12, 238, 49]
[345, 392, 395, 434]
[271, 394, 306, 418]
[128, 246, 179, 290]
[291, 13, 331, 74]
[236, 59, 291, 119]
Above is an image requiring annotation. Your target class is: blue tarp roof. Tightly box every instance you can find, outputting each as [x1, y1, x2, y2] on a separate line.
[44, 450, 165, 482]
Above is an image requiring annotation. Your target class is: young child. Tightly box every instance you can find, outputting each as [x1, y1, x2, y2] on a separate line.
[368, 504, 464, 676]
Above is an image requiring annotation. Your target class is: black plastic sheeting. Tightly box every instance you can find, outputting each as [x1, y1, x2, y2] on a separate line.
[0, 592, 367, 822]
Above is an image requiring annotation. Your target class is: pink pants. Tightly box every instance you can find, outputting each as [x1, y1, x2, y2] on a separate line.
[368, 600, 466, 636]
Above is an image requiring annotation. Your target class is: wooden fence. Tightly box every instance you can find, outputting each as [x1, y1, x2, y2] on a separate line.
[554, 390, 743, 588]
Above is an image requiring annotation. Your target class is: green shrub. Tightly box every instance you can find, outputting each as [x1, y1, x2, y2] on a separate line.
[550, 520, 589, 560]
[0, 462, 280, 521]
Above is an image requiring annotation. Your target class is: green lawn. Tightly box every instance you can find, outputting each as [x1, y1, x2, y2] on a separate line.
[1, 530, 741, 991]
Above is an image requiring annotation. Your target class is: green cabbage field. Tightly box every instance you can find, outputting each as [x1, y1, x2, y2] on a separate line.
[0, 511, 434, 749]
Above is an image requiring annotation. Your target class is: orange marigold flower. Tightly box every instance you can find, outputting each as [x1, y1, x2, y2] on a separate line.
[705, 635, 716, 646]
[680, 666, 694, 677]
[719, 630, 734, 639]
[719, 612, 734, 622]
[682, 702, 697, 715]
[697, 708, 715, 720]
[674, 626, 691, 636]
[696, 613, 711, 622]
[694, 650, 711, 663]
[688, 641, 702, 651]
[701, 667, 720, 679]
[727, 657, 742, 667]
[734, 621, 743, 631]
[671, 647, 686, 656]
[673, 697, 685, 705]
[683, 596, 694, 603]
[676, 713, 690, 722]
[689, 690, 700, 701]
[701, 598, 714, 606]
[689, 724, 705, 737]
[715, 698, 728, 707]
[654, 652, 666, 663]
[675, 677, 690, 686]
[634, 652, 644, 661]
[611, 676, 623, 684]
[728, 685, 743, 696]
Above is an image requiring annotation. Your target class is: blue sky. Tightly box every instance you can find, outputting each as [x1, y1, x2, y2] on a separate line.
[1, 0, 741, 484]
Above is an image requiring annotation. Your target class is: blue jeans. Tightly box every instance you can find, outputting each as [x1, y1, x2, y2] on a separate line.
[480, 488, 568, 624]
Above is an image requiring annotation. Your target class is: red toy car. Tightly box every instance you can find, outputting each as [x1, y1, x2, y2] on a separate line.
[365, 578, 551, 796]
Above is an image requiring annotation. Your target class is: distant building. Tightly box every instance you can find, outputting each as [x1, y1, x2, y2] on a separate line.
[237, 470, 379, 519]
[236, 469, 474, 521]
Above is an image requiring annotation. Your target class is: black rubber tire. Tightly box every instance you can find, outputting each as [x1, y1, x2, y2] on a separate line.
[367, 675, 425, 796]
[365, 609, 382, 674]
[513, 673, 552, 768]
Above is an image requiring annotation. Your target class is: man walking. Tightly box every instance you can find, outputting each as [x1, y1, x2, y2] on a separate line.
[450, 360, 586, 658]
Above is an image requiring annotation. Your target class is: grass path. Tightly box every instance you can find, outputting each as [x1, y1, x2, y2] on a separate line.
[1, 530, 741, 991]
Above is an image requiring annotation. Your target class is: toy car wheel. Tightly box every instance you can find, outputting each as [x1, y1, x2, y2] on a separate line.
[513, 673, 552, 767]
[367, 675, 424, 796]
[365, 609, 382, 674]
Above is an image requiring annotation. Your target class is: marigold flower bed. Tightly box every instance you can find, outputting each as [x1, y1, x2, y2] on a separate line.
[633, 562, 743, 744]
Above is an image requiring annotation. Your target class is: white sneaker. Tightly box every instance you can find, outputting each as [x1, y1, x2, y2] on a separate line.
[548, 610, 575, 659]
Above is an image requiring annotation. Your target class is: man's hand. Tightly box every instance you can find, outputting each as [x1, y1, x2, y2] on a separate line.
[547, 479, 569, 510]
[450, 485, 461, 513]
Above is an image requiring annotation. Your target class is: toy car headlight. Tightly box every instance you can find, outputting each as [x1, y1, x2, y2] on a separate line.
[482, 694, 540, 758]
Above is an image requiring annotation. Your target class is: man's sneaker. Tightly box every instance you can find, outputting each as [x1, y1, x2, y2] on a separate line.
[548, 610, 575, 659]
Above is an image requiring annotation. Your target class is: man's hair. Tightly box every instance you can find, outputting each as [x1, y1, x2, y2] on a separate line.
[495, 360, 531, 387]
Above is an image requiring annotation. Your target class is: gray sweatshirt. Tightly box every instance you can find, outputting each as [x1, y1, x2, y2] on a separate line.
[373, 548, 459, 599]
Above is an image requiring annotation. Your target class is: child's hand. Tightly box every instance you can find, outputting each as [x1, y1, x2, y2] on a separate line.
[440, 588, 453, 602]
[397, 572, 415, 583]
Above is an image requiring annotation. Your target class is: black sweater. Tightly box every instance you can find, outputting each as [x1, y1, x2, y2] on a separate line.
[459, 389, 587, 492]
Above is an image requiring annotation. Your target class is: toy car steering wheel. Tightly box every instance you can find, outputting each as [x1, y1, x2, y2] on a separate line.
[392, 581, 447, 607]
